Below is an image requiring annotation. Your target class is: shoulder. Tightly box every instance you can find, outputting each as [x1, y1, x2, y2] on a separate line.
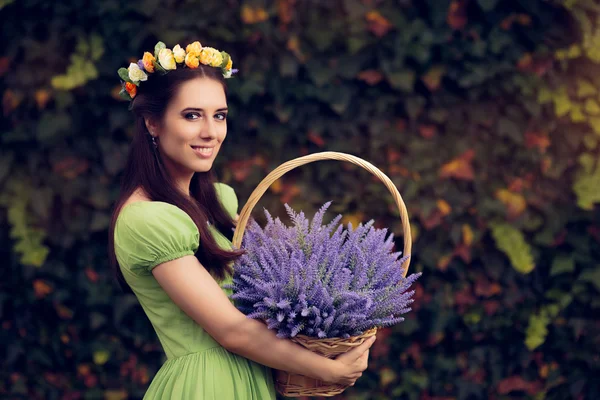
[213, 182, 238, 218]
[114, 201, 200, 275]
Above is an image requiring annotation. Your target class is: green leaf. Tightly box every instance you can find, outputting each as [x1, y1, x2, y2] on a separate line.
[117, 67, 131, 83]
[497, 117, 522, 142]
[525, 309, 550, 350]
[0, 0, 15, 10]
[490, 223, 535, 274]
[0, 151, 14, 183]
[118, 87, 132, 101]
[154, 41, 166, 59]
[386, 69, 416, 92]
[573, 164, 600, 210]
[152, 59, 167, 75]
[90, 34, 105, 61]
[550, 255, 575, 276]
[220, 51, 230, 69]
[579, 266, 600, 291]
[37, 112, 71, 141]
[477, 0, 499, 11]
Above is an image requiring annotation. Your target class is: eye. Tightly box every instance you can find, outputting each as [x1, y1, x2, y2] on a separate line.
[185, 112, 201, 120]
[215, 113, 227, 121]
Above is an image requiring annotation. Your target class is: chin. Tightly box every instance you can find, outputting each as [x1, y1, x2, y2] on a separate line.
[192, 161, 214, 173]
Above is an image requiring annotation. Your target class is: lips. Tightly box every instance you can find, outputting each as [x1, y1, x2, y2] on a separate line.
[190, 145, 214, 158]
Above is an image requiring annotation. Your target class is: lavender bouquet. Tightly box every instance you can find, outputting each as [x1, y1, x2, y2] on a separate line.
[227, 202, 421, 339]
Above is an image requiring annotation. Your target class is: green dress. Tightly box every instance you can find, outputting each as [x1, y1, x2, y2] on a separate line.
[114, 183, 276, 399]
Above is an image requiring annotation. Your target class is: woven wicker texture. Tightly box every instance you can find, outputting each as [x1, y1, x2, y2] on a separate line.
[231, 151, 412, 396]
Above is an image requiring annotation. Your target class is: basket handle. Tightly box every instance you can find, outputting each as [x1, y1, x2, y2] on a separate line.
[232, 151, 412, 275]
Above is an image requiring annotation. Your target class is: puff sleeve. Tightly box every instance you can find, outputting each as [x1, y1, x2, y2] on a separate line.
[114, 202, 200, 275]
[214, 182, 239, 219]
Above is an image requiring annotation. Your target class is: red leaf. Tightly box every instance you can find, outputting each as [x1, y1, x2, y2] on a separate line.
[525, 131, 550, 153]
[307, 131, 325, 147]
[474, 276, 502, 297]
[422, 209, 444, 230]
[365, 11, 393, 37]
[497, 376, 542, 395]
[419, 124, 437, 139]
[0, 57, 9, 77]
[447, 0, 468, 30]
[439, 150, 475, 180]
[483, 300, 500, 316]
[453, 244, 471, 263]
[85, 267, 99, 283]
[454, 286, 476, 312]
[52, 157, 90, 180]
[357, 69, 384, 85]
[277, 0, 295, 28]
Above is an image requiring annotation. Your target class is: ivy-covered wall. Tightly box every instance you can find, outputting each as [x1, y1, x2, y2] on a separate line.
[1, 0, 599, 399]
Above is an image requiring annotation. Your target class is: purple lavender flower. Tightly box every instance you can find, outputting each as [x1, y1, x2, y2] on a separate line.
[226, 202, 421, 338]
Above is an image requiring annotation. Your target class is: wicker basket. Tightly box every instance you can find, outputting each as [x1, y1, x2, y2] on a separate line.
[232, 151, 412, 397]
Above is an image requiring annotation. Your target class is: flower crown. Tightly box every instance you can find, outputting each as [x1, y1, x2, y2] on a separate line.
[117, 41, 238, 101]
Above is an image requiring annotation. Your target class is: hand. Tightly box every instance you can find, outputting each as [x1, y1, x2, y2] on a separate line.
[326, 335, 376, 386]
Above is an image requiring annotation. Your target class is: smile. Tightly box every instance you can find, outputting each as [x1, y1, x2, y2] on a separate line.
[190, 146, 214, 158]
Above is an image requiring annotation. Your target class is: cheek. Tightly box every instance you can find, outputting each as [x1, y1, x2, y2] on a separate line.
[218, 125, 227, 141]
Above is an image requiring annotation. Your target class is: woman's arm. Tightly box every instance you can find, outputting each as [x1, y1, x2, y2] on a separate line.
[152, 255, 373, 385]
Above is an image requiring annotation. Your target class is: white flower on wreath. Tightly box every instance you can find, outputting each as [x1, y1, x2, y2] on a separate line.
[128, 63, 148, 83]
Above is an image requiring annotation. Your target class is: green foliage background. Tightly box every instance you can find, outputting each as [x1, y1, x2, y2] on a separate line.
[1, 0, 599, 399]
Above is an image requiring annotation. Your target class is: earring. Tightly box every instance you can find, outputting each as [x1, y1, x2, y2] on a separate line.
[151, 135, 158, 148]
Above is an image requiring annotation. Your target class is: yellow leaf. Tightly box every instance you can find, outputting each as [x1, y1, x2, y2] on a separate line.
[341, 212, 364, 229]
[537, 87, 552, 104]
[495, 189, 527, 218]
[570, 105, 586, 122]
[104, 390, 128, 400]
[589, 117, 600, 135]
[270, 180, 283, 194]
[379, 367, 396, 387]
[584, 98, 600, 115]
[439, 158, 474, 180]
[421, 66, 446, 91]
[437, 253, 453, 271]
[34, 89, 51, 110]
[241, 5, 268, 24]
[553, 92, 572, 117]
[462, 224, 474, 246]
[93, 350, 110, 365]
[577, 79, 596, 98]
[437, 199, 451, 216]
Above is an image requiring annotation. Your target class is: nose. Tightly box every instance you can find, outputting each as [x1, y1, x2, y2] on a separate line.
[200, 117, 217, 140]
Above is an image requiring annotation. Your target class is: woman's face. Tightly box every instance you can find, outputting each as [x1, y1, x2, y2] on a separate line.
[149, 77, 228, 180]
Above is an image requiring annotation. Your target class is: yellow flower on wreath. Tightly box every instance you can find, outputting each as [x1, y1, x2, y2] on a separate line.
[158, 48, 176, 70]
[142, 52, 155, 73]
[173, 45, 186, 63]
[199, 47, 223, 68]
[186, 41, 203, 57]
[185, 52, 200, 69]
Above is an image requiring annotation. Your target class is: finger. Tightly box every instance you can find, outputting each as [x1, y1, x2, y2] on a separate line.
[349, 336, 376, 359]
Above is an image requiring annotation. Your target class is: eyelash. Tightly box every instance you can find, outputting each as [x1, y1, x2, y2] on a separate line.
[185, 112, 227, 121]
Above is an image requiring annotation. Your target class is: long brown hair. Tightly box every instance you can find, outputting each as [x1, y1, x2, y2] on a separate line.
[108, 65, 243, 292]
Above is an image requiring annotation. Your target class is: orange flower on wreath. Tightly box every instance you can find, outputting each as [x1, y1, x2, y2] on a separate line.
[125, 82, 137, 98]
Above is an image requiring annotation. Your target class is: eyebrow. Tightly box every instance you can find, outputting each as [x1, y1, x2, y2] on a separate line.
[181, 107, 228, 112]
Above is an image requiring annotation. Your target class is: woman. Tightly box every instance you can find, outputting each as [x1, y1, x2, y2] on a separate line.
[108, 41, 375, 399]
